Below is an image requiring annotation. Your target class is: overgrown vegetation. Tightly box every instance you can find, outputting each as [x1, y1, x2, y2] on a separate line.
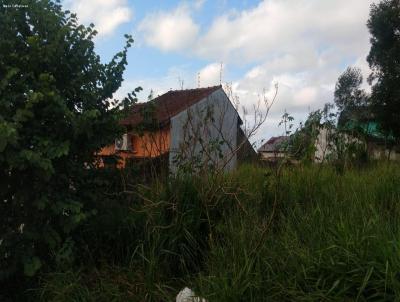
[13, 163, 397, 301]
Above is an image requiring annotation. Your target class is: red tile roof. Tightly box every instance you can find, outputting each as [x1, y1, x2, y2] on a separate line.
[258, 136, 289, 152]
[121, 86, 222, 127]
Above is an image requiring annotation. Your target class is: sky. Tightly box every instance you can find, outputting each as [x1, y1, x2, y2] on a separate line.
[62, 0, 377, 144]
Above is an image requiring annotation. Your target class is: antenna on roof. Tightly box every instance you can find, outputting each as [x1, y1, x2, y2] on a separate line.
[178, 77, 184, 90]
[197, 72, 201, 88]
[219, 62, 223, 85]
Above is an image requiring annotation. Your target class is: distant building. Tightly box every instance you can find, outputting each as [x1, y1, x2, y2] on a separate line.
[314, 113, 400, 162]
[258, 136, 289, 161]
[98, 86, 255, 171]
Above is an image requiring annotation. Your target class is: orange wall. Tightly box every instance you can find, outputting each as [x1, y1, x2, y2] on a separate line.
[98, 127, 170, 168]
[132, 127, 170, 158]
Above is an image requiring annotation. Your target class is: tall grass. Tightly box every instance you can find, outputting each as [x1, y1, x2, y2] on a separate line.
[38, 163, 400, 301]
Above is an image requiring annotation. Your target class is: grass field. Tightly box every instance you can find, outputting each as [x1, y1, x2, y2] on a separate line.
[37, 163, 400, 301]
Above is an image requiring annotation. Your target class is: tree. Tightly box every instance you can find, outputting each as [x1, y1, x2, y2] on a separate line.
[334, 67, 368, 113]
[279, 110, 294, 136]
[0, 0, 134, 280]
[289, 104, 336, 163]
[367, 0, 400, 141]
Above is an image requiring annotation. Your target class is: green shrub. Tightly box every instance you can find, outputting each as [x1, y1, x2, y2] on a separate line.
[0, 0, 135, 287]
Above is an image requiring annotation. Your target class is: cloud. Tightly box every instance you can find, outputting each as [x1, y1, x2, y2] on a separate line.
[195, 0, 374, 63]
[64, 0, 133, 36]
[194, 0, 375, 139]
[133, 0, 376, 139]
[198, 63, 222, 87]
[228, 62, 342, 143]
[138, 5, 199, 52]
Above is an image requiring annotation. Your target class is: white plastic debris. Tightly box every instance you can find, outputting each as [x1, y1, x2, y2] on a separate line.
[176, 287, 207, 302]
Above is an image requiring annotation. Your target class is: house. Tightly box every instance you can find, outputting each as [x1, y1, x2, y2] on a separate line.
[314, 122, 400, 163]
[258, 136, 289, 161]
[314, 108, 399, 162]
[314, 125, 400, 162]
[98, 85, 254, 172]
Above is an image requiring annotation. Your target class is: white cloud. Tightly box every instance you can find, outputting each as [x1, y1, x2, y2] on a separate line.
[195, 0, 374, 63]
[195, 0, 376, 139]
[64, 0, 132, 36]
[294, 87, 318, 106]
[133, 0, 376, 138]
[198, 63, 222, 87]
[228, 63, 341, 142]
[138, 5, 199, 52]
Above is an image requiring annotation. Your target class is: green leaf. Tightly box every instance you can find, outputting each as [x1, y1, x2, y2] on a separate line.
[0, 122, 17, 152]
[23, 257, 42, 277]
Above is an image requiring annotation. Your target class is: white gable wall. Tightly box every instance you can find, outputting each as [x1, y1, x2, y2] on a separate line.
[169, 88, 239, 173]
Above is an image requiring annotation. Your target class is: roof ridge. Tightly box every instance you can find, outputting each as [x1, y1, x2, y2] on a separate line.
[167, 85, 222, 93]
